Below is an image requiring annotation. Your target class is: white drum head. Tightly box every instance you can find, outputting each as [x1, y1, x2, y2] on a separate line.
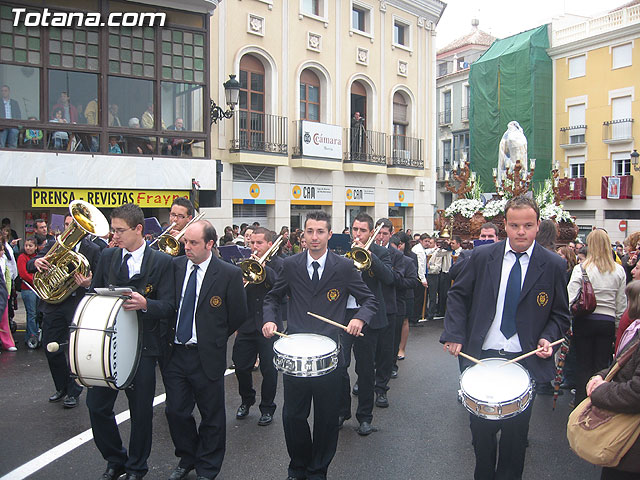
[274, 333, 337, 357]
[460, 358, 530, 403]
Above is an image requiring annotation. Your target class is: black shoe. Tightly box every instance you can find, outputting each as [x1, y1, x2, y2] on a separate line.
[356, 421, 377, 436]
[49, 390, 65, 403]
[236, 403, 251, 419]
[375, 393, 389, 408]
[123, 474, 144, 480]
[258, 413, 273, 426]
[63, 395, 79, 408]
[101, 466, 126, 480]
[168, 466, 193, 480]
[338, 414, 351, 429]
[390, 369, 398, 379]
[352, 383, 359, 396]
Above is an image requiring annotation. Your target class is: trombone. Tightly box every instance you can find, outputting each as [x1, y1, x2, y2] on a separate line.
[346, 223, 384, 271]
[149, 221, 176, 247]
[240, 235, 284, 286]
[157, 212, 206, 256]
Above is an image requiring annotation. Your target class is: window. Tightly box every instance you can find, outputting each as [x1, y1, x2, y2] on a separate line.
[302, 0, 319, 16]
[394, 21, 407, 46]
[161, 82, 204, 132]
[568, 156, 585, 178]
[613, 152, 631, 176]
[239, 54, 265, 150]
[442, 139, 451, 166]
[612, 43, 632, 69]
[392, 92, 408, 152]
[351, 4, 370, 33]
[568, 104, 586, 143]
[437, 62, 448, 77]
[442, 90, 451, 124]
[568, 55, 585, 78]
[300, 69, 320, 122]
[611, 95, 632, 140]
[454, 132, 469, 162]
[0, 64, 39, 120]
[48, 70, 98, 125]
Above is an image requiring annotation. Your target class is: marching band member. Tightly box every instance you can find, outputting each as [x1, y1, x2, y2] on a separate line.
[163, 220, 247, 480]
[262, 211, 377, 480]
[27, 213, 100, 408]
[153, 197, 195, 256]
[87, 203, 175, 480]
[232, 227, 283, 426]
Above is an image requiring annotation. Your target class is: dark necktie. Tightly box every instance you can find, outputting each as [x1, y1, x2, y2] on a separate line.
[117, 253, 132, 284]
[311, 261, 320, 289]
[501, 251, 525, 339]
[177, 265, 199, 344]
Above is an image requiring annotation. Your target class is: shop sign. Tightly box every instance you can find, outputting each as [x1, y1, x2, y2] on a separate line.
[232, 181, 275, 204]
[345, 187, 375, 206]
[388, 189, 414, 207]
[291, 184, 332, 205]
[31, 188, 189, 208]
[301, 121, 342, 159]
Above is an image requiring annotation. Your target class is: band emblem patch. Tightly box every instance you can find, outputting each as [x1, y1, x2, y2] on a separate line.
[327, 288, 340, 302]
[210, 296, 222, 308]
[143, 284, 154, 296]
[536, 292, 548, 307]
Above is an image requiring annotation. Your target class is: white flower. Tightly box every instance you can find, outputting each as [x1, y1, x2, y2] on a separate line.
[540, 203, 573, 223]
[483, 199, 507, 218]
[445, 199, 484, 219]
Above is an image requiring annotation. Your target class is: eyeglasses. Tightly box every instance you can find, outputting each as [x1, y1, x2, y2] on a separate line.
[169, 213, 187, 220]
[110, 227, 133, 235]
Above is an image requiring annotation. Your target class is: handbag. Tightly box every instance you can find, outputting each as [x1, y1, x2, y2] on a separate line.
[570, 265, 597, 318]
[567, 341, 640, 467]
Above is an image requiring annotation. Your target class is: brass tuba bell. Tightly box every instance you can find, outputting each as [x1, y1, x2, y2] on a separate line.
[157, 212, 206, 256]
[32, 200, 109, 304]
[346, 223, 384, 271]
[240, 235, 285, 286]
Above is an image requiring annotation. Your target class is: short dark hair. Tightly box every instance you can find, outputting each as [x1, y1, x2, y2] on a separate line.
[577, 246, 588, 256]
[376, 218, 393, 232]
[240, 222, 248, 230]
[35, 218, 47, 227]
[64, 213, 73, 221]
[305, 211, 332, 231]
[1, 218, 9, 226]
[419, 233, 430, 241]
[111, 203, 144, 230]
[452, 235, 462, 244]
[536, 219, 557, 251]
[252, 226, 273, 243]
[389, 234, 402, 246]
[34, 233, 47, 246]
[480, 222, 499, 236]
[198, 220, 217, 244]
[353, 212, 373, 231]
[171, 197, 194, 217]
[504, 196, 540, 221]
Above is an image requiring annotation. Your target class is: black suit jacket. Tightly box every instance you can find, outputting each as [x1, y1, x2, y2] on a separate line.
[361, 243, 394, 329]
[27, 237, 101, 314]
[395, 254, 419, 316]
[385, 244, 404, 314]
[168, 254, 248, 380]
[93, 237, 109, 251]
[449, 248, 473, 281]
[263, 251, 377, 343]
[240, 255, 283, 334]
[440, 240, 570, 382]
[90, 245, 175, 357]
[0, 98, 21, 120]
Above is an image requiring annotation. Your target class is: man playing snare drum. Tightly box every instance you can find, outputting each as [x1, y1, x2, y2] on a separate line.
[441, 196, 570, 480]
[262, 211, 377, 480]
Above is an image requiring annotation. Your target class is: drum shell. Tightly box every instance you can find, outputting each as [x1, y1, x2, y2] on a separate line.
[273, 333, 338, 377]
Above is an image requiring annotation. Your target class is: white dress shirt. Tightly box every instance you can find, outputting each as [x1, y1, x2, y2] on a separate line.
[482, 240, 536, 353]
[306, 250, 328, 280]
[122, 242, 146, 277]
[175, 253, 212, 345]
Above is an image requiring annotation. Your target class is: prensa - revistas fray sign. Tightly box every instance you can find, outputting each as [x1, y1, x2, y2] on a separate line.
[301, 121, 342, 160]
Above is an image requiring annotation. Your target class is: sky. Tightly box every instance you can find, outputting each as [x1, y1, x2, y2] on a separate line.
[436, 0, 633, 49]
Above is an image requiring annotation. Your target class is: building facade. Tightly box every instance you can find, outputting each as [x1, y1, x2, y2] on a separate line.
[549, 3, 640, 242]
[210, 0, 445, 233]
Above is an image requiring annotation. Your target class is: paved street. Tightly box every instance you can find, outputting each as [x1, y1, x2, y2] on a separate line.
[1, 303, 600, 480]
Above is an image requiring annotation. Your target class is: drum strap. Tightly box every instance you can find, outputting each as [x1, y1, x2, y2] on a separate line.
[108, 248, 158, 295]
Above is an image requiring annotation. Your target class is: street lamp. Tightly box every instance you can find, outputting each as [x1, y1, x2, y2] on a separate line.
[210, 74, 241, 124]
[631, 149, 640, 172]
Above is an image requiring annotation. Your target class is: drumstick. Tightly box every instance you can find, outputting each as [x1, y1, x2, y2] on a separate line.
[307, 311, 364, 337]
[457, 351, 484, 366]
[499, 339, 565, 367]
[273, 331, 291, 338]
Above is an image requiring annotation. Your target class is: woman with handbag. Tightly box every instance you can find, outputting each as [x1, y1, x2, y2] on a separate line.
[568, 229, 627, 405]
[584, 279, 640, 479]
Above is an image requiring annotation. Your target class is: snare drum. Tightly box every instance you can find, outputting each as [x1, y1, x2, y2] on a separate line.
[69, 294, 142, 389]
[273, 333, 338, 377]
[459, 358, 532, 420]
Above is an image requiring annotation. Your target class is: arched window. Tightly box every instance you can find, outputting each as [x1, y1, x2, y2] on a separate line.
[300, 69, 320, 122]
[350, 80, 367, 125]
[393, 91, 408, 150]
[239, 54, 265, 149]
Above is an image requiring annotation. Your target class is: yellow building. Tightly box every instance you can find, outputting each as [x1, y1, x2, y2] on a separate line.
[549, 4, 640, 241]
[210, 0, 445, 232]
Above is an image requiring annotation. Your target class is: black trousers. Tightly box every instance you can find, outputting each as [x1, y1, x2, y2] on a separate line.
[374, 315, 395, 394]
[393, 310, 404, 370]
[437, 272, 450, 316]
[232, 330, 278, 415]
[573, 318, 615, 404]
[413, 285, 427, 321]
[283, 370, 340, 480]
[162, 346, 226, 478]
[470, 350, 536, 480]
[339, 322, 379, 424]
[42, 306, 82, 397]
[86, 355, 157, 476]
[426, 273, 440, 320]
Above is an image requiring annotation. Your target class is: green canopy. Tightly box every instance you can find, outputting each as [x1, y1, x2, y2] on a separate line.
[469, 24, 552, 192]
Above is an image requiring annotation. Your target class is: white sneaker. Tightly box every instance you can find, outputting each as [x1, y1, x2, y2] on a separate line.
[7, 346, 17, 352]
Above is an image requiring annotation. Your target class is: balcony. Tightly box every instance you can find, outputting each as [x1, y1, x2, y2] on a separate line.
[439, 110, 452, 126]
[389, 135, 423, 168]
[290, 120, 343, 170]
[559, 125, 587, 149]
[343, 127, 386, 164]
[557, 177, 587, 200]
[461, 106, 469, 122]
[230, 112, 288, 154]
[601, 175, 633, 199]
[602, 118, 634, 144]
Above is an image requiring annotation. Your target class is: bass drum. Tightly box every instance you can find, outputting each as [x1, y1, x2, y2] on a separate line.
[69, 294, 141, 390]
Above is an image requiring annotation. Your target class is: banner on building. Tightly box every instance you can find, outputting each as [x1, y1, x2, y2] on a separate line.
[291, 184, 333, 205]
[301, 121, 342, 159]
[232, 181, 276, 205]
[388, 189, 414, 207]
[31, 188, 189, 208]
[345, 187, 375, 206]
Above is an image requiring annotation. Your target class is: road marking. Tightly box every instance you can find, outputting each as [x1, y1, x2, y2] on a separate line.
[1, 369, 235, 480]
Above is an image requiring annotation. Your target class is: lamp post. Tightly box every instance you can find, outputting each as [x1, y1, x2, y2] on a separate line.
[210, 74, 241, 124]
[631, 149, 640, 172]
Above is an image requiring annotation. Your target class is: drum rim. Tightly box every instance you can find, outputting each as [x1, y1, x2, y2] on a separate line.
[273, 333, 338, 360]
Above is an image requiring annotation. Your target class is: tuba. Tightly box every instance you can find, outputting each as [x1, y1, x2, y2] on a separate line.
[240, 235, 284, 286]
[33, 200, 109, 304]
[157, 212, 206, 256]
[346, 223, 384, 271]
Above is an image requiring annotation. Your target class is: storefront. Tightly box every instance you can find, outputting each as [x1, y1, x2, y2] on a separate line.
[345, 186, 375, 229]
[290, 183, 332, 230]
[388, 188, 414, 232]
[232, 181, 275, 228]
